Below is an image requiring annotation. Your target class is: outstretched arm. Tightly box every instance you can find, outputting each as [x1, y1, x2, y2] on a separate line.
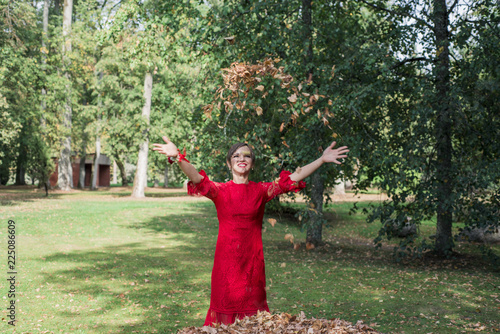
[289, 141, 349, 182]
[152, 136, 204, 184]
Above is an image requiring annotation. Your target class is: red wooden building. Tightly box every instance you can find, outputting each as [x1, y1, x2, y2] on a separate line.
[49, 154, 111, 188]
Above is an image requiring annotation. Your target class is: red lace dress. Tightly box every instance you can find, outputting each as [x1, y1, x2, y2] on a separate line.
[188, 170, 306, 326]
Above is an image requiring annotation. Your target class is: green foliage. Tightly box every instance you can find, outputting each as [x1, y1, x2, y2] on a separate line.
[355, 0, 500, 258]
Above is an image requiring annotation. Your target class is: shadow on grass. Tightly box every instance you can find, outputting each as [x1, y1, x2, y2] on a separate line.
[39, 203, 217, 333]
[41, 243, 213, 332]
[39, 200, 499, 333]
[0, 186, 67, 206]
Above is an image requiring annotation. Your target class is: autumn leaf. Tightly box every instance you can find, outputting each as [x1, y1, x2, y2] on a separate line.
[267, 218, 277, 227]
[279, 123, 285, 132]
[284, 233, 294, 243]
[306, 242, 315, 250]
[256, 106, 263, 115]
[255, 85, 264, 91]
[287, 93, 297, 103]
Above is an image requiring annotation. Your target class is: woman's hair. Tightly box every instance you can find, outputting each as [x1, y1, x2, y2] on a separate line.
[226, 143, 256, 166]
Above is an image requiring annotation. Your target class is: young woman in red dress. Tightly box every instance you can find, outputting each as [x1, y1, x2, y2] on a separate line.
[153, 137, 349, 327]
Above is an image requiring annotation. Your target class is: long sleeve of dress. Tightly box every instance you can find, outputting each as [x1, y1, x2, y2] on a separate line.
[187, 170, 219, 200]
[261, 170, 306, 203]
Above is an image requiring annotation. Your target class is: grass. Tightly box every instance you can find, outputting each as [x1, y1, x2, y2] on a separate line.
[0, 186, 498, 333]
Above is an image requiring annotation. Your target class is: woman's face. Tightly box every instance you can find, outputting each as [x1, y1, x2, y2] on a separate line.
[228, 146, 254, 175]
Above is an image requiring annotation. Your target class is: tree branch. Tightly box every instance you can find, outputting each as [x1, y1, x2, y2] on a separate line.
[359, 0, 434, 30]
[447, 0, 460, 15]
[391, 57, 432, 70]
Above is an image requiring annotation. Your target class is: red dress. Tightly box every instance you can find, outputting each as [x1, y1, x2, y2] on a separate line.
[188, 170, 306, 326]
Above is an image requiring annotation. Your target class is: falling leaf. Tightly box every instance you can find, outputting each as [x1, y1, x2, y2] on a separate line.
[267, 218, 277, 227]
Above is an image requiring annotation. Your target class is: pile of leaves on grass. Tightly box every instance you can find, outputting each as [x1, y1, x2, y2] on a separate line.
[178, 311, 379, 334]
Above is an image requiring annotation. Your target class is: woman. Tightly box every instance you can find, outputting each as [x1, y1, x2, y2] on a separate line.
[152, 137, 349, 326]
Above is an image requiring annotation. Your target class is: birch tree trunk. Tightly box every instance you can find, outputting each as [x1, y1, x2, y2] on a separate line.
[131, 72, 153, 198]
[58, 0, 73, 191]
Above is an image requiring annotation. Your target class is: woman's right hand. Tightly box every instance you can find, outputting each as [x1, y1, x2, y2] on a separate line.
[152, 136, 178, 157]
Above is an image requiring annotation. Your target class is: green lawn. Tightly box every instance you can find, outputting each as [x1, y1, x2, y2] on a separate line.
[0, 187, 498, 333]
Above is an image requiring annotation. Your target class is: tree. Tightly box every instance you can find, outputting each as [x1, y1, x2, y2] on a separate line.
[191, 0, 385, 246]
[131, 72, 153, 197]
[57, 0, 74, 190]
[356, 0, 500, 257]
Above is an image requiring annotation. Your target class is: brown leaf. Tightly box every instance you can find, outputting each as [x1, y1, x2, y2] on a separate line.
[279, 123, 285, 132]
[267, 218, 277, 227]
[306, 242, 315, 250]
[256, 106, 263, 115]
[284, 234, 294, 243]
[287, 93, 298, 103]
[255, 85, 265, 91]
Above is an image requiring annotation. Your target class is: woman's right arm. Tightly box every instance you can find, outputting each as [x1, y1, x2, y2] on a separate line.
[152, 136, 204, 184]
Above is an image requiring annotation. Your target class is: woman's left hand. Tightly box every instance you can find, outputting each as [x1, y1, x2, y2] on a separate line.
[321, 141, 349, 164]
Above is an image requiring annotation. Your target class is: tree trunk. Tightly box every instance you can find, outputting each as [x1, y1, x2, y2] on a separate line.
[15, 133, 27, 185]
[54, 0, 60, 15]
[307, 172, 325, 245]
[113, 160, 118, 184]
[433, 0, 454, 256]
[78, 154, 86, 188]
[163, 164, 169, 188]
[78, 121, 87, 188]
[92, 134, 101, 190]
[92, 71, 103, 190]
[115, 157, 128, 186]
[41, 0, 49, 129]
[58, 0, 73, 191]
[131, 72, 153, 198]
[301, 0, 324, 246]
[15, 163, 26, 185]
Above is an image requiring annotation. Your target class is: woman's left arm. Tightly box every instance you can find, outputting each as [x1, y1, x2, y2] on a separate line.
[289, 141, 349, 182]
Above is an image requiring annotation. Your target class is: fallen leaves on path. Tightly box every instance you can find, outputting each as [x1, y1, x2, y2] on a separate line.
[178, 311, 379, 334]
